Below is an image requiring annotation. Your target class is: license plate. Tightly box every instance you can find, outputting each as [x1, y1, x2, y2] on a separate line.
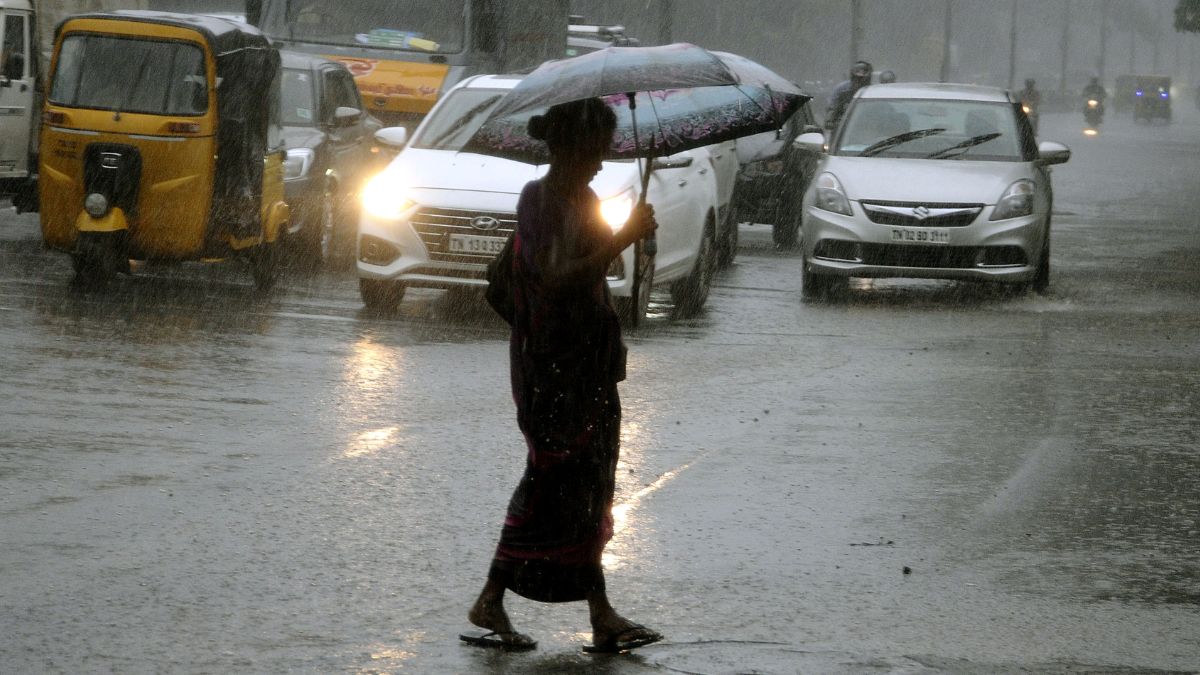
[449, 234, 507, 254]
[891, 228, 950, 244]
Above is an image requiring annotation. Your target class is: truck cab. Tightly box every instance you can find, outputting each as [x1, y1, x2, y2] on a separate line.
[0, 0, 37, 209]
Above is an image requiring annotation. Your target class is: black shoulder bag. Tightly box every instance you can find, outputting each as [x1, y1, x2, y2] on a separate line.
[485, 234, 516, 326]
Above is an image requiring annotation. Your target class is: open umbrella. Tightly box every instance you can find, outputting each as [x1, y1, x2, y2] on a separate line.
[463, 43, 810, 324]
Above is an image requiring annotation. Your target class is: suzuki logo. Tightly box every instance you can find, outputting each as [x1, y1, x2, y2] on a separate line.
[100, 152, 122, 170]
[912, 205, 931, 221]
[470, 216, 501, 231]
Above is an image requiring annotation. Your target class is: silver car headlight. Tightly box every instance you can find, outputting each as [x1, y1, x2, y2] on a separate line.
[283, 148, 315, 181]
[990, 179, 1036, 220]
[813, 172, 852, 216]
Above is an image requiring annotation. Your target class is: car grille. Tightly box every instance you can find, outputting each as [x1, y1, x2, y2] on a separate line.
[860, 201, 983, 228]
[410, 207, 516, 265]
[816, 239, 1027, 269]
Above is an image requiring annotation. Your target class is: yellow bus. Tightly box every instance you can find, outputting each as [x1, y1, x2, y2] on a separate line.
[251, 0, 568, 128]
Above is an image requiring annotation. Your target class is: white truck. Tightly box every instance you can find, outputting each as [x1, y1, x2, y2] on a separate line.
[0, 0, 37, 210]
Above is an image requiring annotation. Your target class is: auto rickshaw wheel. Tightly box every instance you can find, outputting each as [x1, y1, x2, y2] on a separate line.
[249, 242, 282, 291]
[70, 232, 128, 288]
[359, 279, 405, 312]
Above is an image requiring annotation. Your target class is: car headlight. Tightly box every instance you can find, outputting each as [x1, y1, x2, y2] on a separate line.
[990, 179, 1036, 220]
[283, 148, 314, 181]
[361, 170, 414, 220]
[813, 172, 852, 216]
[600, 190, 634, 231]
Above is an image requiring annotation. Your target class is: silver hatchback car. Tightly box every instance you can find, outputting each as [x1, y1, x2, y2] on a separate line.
[795, 83, 1070, 297]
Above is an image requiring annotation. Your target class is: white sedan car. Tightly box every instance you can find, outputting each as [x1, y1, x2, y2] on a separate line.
[355, 74, 721, 321]
[796, 83, 1070, 298]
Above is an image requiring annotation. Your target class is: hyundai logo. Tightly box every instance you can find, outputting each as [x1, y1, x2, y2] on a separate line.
[912, 205, 931, 221]
[470, 216, 501, 231]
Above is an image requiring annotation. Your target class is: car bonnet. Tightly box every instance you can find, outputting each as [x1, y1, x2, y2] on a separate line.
[820, 155, 1034, 205]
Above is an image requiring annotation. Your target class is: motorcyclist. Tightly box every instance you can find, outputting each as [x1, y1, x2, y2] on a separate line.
[1082, 76, 1107, 124]
[1083, 77, 1107, 102]
[825, 60, 873, 132]
[1019, 78, 1041, 134]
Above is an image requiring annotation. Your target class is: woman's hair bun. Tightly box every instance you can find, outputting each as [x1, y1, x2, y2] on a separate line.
[527, 114, 549, 141]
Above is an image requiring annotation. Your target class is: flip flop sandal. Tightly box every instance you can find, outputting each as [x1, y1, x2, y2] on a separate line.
[583, 624, 664, 654]
[459, 629, 538, 652]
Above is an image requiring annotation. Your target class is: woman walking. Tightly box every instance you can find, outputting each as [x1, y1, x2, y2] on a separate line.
[462, 97, 663, 654]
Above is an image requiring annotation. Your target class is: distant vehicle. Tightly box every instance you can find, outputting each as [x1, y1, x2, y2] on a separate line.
[253, 0, 568, 128]
[1084, 96, 1104, 128]
[1132, 75, 1171, 124]
[356, 74, 721, 322]
[0, 0, 38, 211]
[729, 97, 821, 249]
[279, 51, 382, 267]
[794, 82, 1070, 297]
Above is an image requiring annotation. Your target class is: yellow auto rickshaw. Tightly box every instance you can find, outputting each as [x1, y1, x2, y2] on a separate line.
[39, 11, 290, 289]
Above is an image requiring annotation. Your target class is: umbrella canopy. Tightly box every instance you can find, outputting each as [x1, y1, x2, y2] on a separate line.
[461, 43, 810, 165]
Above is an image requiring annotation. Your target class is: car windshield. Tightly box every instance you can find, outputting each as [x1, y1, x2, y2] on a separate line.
[411, 88, 506, 151]
[835, 99, 1023, 161]
[263, 0, 466, 54]
[48, 34, 208, 116]
[281, 68, 317, 126]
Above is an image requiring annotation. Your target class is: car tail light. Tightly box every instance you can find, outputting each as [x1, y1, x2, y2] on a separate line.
[167, 122, 202, 134]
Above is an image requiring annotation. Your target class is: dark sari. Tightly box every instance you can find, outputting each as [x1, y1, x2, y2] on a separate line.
[487, 177, 627, 603]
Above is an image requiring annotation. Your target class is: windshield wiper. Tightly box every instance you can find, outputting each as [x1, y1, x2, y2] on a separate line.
[428, 95, 502, 148]
[858, 127, 945, 157]
[924, 132, 1002, 159]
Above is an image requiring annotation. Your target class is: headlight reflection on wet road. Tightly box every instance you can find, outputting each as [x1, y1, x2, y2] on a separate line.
[338, 337, 405, 460]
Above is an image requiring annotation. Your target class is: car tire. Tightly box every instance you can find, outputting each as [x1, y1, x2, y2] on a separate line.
[801, 257, 840, 300]
[671, 216, 717, 317]
[1031, 230, 1051, 294]
[716, 206, 739, 268]
[298, 187, 335, 271]
[616, 249, 654, 327]
[773, 212, 800, 249]
[360, 278, 405, 312]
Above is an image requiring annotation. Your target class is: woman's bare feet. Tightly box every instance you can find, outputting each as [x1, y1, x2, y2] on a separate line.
[465, 586, 536, 650]
[588, 611, 663, 653]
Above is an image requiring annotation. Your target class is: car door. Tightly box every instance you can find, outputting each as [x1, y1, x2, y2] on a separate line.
[321, 66, 371, 197]
[645, 147, 709, 278]
[708, 139, 738, 219]
[0, 9, 33, 180]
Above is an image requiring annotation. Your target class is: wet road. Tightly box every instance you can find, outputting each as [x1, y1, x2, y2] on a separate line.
[1, 109, 1198, 674]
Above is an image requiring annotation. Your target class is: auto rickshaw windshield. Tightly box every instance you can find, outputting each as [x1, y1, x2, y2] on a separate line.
[49, 34, 209, 116]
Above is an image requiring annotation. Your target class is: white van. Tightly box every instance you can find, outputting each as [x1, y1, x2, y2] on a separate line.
[0, 0, 37, 209]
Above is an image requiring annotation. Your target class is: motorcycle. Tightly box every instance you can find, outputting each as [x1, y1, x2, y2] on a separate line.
[1084, 98, 1104, 128]
[1021, 101, 1040, 135]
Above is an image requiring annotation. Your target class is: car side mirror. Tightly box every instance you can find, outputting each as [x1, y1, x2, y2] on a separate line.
[651, 155, 693, 170]
[1036, 141, 1070, 166]
[792, 131, 826, 153]
[800, 124, 824, 135]
[333, 106, 362, 127]
[374, 126, 408, 150]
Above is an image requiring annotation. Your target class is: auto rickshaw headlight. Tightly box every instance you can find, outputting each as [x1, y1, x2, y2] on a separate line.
[283, 148, 314, 181]
[84, 193, 110, 218]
